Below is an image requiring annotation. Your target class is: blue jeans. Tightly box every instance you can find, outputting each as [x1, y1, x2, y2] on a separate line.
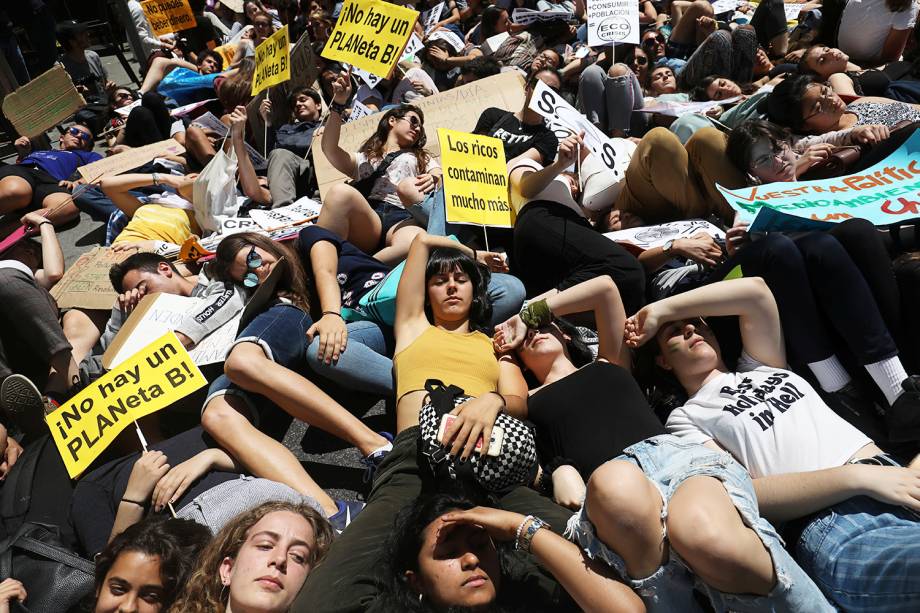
[306, 275, 524, 395]
[795, 495, 920, 612]
[204, 303, 312, 432]
[567, 435, 834, 613]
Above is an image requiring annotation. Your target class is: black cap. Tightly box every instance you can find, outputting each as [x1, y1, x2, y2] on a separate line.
[56, 20, 89, 36]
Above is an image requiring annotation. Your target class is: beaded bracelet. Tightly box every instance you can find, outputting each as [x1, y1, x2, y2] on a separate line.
[514, 515, 535, 550]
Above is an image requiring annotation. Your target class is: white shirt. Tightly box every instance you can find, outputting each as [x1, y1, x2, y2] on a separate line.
[509, 157, 583, 217]
[838, 0, 919, 63]
[666, 352, 870, 478]
[353, 151, 439, 208]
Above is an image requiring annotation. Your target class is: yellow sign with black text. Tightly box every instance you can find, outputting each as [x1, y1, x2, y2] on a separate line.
[321, 0, 418, 78]
[47, 332, 206, 478]
[439, 128, 513, 228]
[141, 0, 197, 37]
[252, 25, 291, 96]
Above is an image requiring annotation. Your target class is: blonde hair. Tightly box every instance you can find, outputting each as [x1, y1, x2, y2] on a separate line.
[170, 501, 334, 613]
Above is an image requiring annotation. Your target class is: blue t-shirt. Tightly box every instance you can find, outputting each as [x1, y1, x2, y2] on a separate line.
[19, 149, 102, 181]
[297, 226, 391, 308]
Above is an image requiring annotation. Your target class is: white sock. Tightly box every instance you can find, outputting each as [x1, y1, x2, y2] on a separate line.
[367, 440, 393, 458]
[808, 355, 851, 393]
[865, 356, 909, 405]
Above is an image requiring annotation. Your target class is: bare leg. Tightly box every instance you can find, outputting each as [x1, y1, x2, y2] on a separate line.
[585, 461, 668, 578]
[184, 126, 219, 168]
[224, 343, 388, 456]
[61, 309, 109, 364]
[201, 394, 338, 515]
[45, 348, 80, 396]
[315, 183, 383, 254]
[669, 0, 715, 47]
[139, 56, 199, 94]
[373, 223, 424, 265]
[667, 475, 776, 595]
[0, 176, 33, 215]
[39, 192, 79, 225]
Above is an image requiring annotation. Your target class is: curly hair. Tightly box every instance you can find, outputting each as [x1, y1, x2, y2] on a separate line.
[358, 104, 431, 173]
[725, 119, 792, 175]
[209, 232, 314, 314]
[171, 501, 334, 613]
[95, 516, 211, 611]
[424, 247, 493, 333]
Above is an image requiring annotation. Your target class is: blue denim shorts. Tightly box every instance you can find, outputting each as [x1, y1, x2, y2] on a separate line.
[203, 302, 312, 430]
[566, 434, 834, 612]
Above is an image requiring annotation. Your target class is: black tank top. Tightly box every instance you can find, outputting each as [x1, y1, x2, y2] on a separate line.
[528, 361, 666, 479]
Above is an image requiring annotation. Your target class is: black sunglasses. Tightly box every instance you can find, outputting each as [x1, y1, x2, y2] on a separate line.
[243, 245, 262, 288]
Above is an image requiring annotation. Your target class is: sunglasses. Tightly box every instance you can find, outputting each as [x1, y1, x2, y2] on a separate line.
[67, 126, 91, 142]
[633, 56, 649, 65]
[397, 115, 421, 129]
[643, 35, 665, 46]
[242, 246, 262, 288]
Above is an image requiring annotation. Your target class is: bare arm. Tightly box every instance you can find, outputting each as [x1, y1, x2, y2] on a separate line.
[99, 173, 158, 217]
[879, 27, 912, 65]
[322, 70, 358, 177]
[229, 106, 271, 205]
[512, 132, 584, 199]
[21, 212, 64, 289]
[625, 278, 786, 368]
[310, 240, 344, 314]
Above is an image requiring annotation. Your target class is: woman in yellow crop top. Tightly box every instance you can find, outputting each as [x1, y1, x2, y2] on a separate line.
[393, 233, 528, 459]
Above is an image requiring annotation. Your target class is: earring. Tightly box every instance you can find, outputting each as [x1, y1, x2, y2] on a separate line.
[418, 593, 423, 602]
[220, 584, 228, 603]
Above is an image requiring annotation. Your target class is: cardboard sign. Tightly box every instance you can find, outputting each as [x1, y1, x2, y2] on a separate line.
[2, 65, 86, 139]
[586, 0, 640, 46]
[49, 248, 133, 310]
[605, 220, 725, 255]
[420, 2, 444, 34]
[48, 332, 206, 478]
[103, 293, 242, 369]
[719, 129, 920, 228]
[439, 129, 512, 228]
[528, 79, 633, 179]
[322, 0, 419, 78]
[249, 198, 322, 230]
[312, 71, 526, 197]
[141, 0, 197, 37]
[252, 24, 291, 96]
[78, 140, 186, 182]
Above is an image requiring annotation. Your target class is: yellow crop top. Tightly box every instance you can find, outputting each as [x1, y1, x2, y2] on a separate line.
[394, 326, 500, 400]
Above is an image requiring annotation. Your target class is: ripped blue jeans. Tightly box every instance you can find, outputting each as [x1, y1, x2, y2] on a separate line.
[566, 434, 834, 612]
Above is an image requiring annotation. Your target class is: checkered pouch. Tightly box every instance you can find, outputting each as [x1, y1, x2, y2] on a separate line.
[418, 379, 538, 494]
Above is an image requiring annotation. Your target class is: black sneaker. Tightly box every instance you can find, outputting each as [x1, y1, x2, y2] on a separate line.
[823, 382, 889, 443]
[0, 374, 56, 435]
[886, 375, 920, 443]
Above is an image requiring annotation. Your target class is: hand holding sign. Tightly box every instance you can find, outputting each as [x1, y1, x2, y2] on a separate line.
[331, 67, 354, 104]
[556, 131, 585, 168]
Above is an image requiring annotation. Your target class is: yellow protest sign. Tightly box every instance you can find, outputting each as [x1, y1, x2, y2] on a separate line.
[252, 24, 291, 96]
[322, 0, 418, 78]
[211, 43, 237, 70]
[438, 128, 513, 228]
[141, 0, 197, 37]
[47, 332, 206, 478]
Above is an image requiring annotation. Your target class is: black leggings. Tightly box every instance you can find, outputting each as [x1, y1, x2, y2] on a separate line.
[705, 228, 898, 367]
[123, 92, 174, 147]
[512, 201, 646, 313]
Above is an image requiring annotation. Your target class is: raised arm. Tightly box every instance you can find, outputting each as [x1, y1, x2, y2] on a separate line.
[229, 105, 271, 205]
[21, 212, 64, 289]
[321, 70, 358, 177]
[625, 278, 786, 368]
[511, 131, 583, 199]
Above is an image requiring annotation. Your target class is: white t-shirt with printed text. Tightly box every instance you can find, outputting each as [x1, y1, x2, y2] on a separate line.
[666, 352, 871, 478]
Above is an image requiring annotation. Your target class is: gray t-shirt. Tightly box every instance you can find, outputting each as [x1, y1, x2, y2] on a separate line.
[60, 50, 108, 102]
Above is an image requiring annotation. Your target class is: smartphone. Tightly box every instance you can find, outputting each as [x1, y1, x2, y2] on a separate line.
[437, 414, 504, 457]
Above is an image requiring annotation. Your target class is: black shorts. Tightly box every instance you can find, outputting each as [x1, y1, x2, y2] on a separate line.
[0, 164, 68, 210]
[369, 199, 413, 249]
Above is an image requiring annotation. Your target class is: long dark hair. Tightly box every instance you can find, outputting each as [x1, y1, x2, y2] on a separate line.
[94, 516, 211, 611]
[358, 104, 431, 172]
[689, 75, 756, 101]
[887, 0, 912, 12]
[424, 247, 492, 333]
[480, 6, 507, 41]
[764, 73, 814, 131]
[379, 493, 516, 613]
[210, 232, 313, 313]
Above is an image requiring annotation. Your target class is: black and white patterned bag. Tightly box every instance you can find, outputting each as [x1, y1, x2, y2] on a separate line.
[418, 379, 539, 494]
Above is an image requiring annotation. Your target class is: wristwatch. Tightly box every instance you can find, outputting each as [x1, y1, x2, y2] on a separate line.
[662, 239, 675, 254]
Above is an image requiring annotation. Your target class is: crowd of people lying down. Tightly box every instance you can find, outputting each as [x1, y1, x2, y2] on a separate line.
[2, 0, 920, 611]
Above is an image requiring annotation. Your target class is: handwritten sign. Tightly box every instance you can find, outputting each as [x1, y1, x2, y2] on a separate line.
[48, 332, 205, 478]
[347, 100, 375, 122]
[322, 0, 419, 78]
[439, 129, 512, 228]
[49, 248, 133, 310]
[719, 129, 920, 229]
[252, 24, 291, 96]
[511, 7, 573, 25]
[249, 198, 322, 230]
[587, 0, 640, 46]
[605, 219, 725, 254]
[141, 0, 197, 37]
[78, 139, 186, 181]
[528, 79, 634, 179]
[428, 29, 465, 53]
[2, 65, 86, 139]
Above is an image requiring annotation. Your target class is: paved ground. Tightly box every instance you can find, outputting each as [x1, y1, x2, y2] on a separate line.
[3, 52, 382, 503]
